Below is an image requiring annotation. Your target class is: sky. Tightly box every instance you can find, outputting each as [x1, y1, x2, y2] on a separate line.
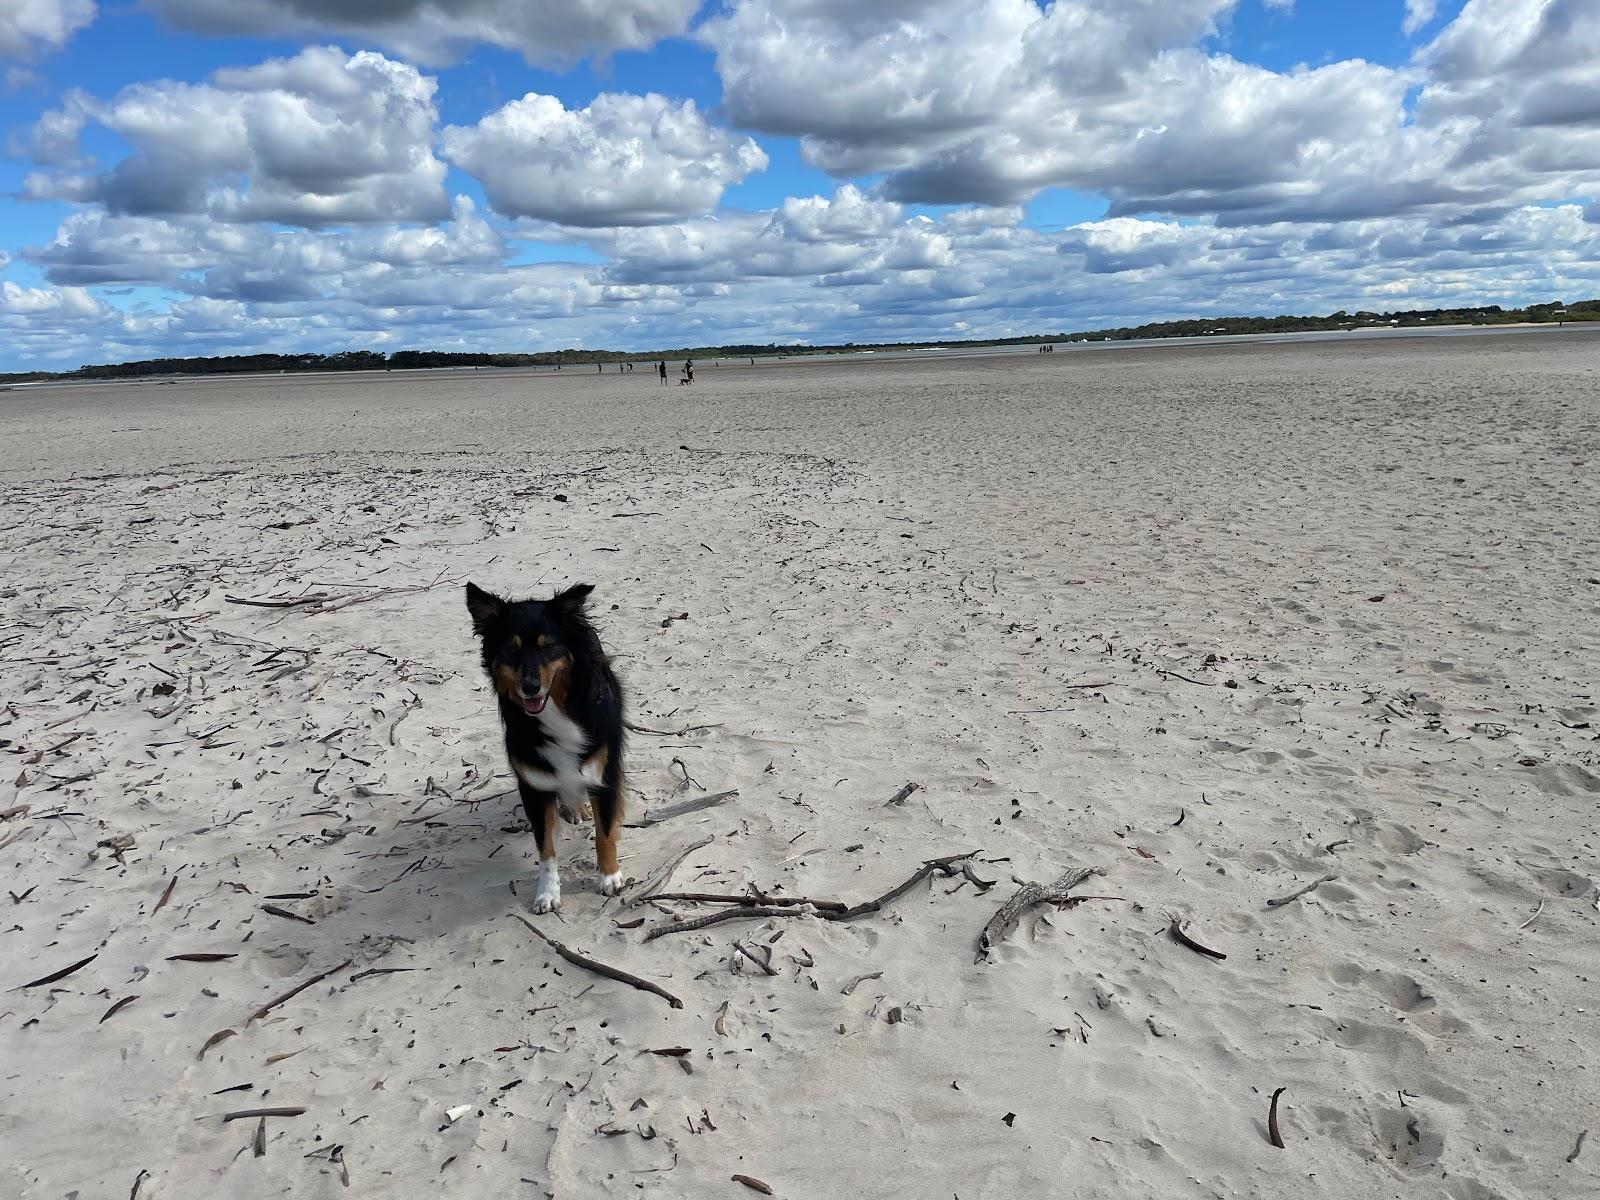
[1, 0, 1598, 370]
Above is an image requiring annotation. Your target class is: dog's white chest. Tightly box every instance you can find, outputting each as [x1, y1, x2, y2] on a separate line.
[510, 701, 596, 800]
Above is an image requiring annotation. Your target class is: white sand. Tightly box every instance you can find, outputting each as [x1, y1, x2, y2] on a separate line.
[2, 330, 1598, 1199]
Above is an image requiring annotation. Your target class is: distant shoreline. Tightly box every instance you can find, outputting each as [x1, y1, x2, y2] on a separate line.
[5, 318, 1598, 392]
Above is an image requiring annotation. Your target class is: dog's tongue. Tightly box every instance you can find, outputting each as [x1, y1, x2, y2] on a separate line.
[521, 694, 547, 715]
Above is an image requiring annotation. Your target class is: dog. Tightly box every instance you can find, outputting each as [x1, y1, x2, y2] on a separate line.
[466, 581, 625, 912]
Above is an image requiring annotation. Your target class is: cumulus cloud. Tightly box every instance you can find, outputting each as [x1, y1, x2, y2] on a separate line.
[1403, 0, 1438, 36]
[699, 0, 1600, 226]
[145, 0, 698, 66]
[25, 47, 448, 226]
[443, 93, 767, 227]
[0, 0, 94, 59]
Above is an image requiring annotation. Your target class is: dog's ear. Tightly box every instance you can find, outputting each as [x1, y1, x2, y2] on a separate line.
[465, 582, 506, 636]
[550, 582, 594, 618]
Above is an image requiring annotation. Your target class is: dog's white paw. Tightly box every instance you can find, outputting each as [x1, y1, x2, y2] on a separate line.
[599, 871, 625, 897]
[532, 861, 561, 913]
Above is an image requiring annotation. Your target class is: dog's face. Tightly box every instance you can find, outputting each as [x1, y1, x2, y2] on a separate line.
[466, 582, 594, 716]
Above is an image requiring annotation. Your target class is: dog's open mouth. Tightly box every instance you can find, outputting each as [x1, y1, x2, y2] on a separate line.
[517, 692, 547, 715]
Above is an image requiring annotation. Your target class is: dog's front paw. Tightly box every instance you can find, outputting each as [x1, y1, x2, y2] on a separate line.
[599, 871, 625, 897]
[532, 862, 561, 913]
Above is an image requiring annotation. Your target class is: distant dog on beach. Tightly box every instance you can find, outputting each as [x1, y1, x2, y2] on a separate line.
[466, 581, 625, 912]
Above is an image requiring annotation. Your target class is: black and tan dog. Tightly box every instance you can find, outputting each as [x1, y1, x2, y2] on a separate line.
[466, 581, 625, 912]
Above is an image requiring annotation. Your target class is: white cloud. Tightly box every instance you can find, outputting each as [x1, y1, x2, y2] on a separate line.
[0, 0, 94, 59]
[25, 46, 448, 226]
[1403, 0, 1438, 36]
[443, 92, 767, 227]
[144, 0, 698, 66]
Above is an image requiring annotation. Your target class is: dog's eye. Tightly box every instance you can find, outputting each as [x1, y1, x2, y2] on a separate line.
[535, 634, 549, 648]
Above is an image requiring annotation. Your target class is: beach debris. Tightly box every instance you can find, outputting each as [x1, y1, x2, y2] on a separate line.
[884, 782, 920, 807]
[627, 790, 738, 828]
[841, 972, 883, 995]
[200, 1029, 237, 1059]
[1267, 1087, 1287, 1149]
[1569, 1129, 1588, 1163]
[1518, 899, 1546, 930]
[151, 876, 178, 916]
[248, 958, 353, 1023]
[169, 952, 236, 962]
[1168, 917, 1228, 961]
[625, 720, 724, 737]
[731, 1174, 774, 1195]
[129, 1169, 151, 1200]
[253, 1117, 267, 1157]
[507, 913, 683, 1009]
[18, 952, 97, 989]
[645, 850, 981, 940]
[445, 1104, 472, 1124]
[714, 1001, 730, 1035]
[223, 1106, 307, 1122]
[976, 866, 1107, 963]
[99, 995, 138, 1023]
[732, 941, 778, 976]
[260, 903, 316, 925]
[1265, 875, 1337, 909]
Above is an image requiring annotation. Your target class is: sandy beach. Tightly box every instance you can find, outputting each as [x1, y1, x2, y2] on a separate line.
[3, 329, 1598, 1200]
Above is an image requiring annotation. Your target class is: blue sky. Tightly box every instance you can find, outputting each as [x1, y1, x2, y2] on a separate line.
[2, 0, 1595, 370]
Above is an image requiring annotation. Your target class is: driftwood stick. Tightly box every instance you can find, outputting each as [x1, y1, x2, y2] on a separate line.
[625, 721, 724, 737]
[1267, 1087, 1287, 1149]
[223, 1107, 308, 1122]
[223, 594, 330, 609]
[825, 851, 980, 922]
[626, 790, 737, 828]
[1168, 917, 1227, 960]
[626, 835, 714, 907]
[509, 913, 683, 1008]
[884, 782, 920, 807]
[976, 866, 1106, 962]
[732, 941, 778, 976]
[642, 851, 980, 938]
[1265, 875, 1337, 909]
[649, 892, 849, 914]
[248, 958, 353, 1023]
[642, 905, 805, 942]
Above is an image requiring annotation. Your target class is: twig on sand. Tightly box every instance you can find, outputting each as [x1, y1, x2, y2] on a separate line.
[976, 866, 1106, 963]
[1168, 916, 1227, 961]
[1268, 1087, 1287, 1149]
[841, 972, 882, 995]
[650, 891, 848, 914]
[642, 905, 804, 942]
[626, 790, 737, 828]
[1568, 1129, 1588, 1163]
[248, 959, 353, 1023]
[625, 721, 724, 737]
[508, 913, 683, 1009]
[223, 1107, 307, 1122]
[224, 593, 330, 609]
[732, 941, 778, 976]
[643, 851, 980, 939]
[1517, 899, 1545, 931]
[627, 835, 714, 906]
[1265, 875, 1337, 909]
[884, 782, 920, 807]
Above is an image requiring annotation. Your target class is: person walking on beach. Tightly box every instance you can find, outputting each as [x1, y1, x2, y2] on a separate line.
[657, 360, 668, 386]
[684, 358, 694, 384]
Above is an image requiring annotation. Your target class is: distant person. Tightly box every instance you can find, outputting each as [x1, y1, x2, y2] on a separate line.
[684, 358, 694, 384]
[658, 360, 668, 386]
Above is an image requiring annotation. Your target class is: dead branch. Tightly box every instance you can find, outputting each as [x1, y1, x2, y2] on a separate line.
[626, 790, 737, 828]
[1168, 917, 1227, 960]
[223, 594, 330, 609]
[509, 913, 683, 1009]
[641, 905, 803, 942]
[649, 892, 848, 914]
[884, 782, 920, 807]
[976, 866, 1106, 962]
[247, 958, 353, 1023]
[828, 851, 980, 921]
[732, 941, 778, 976]
[1265, 875, 1336, 909]
[626, 835, 714, 907]
[625, 721, 725, 737]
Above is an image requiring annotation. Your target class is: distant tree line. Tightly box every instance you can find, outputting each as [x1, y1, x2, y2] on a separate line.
[3, 299, 1596, 385]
